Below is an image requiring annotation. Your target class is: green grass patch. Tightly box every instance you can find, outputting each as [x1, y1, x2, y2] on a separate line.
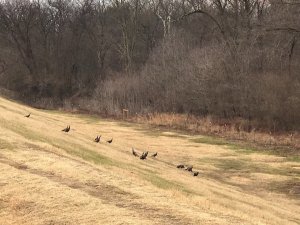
[214, 158, 300, 177]
[198, 156, 299, 177]
[191, 135, 296, 158]
[216, 159, 245, 171]
[161, 133, 187, 139]
[142, 172, 175, 189]
[192, 136, 229, 146]
[134, 127, 162, 137]
[57, 142, 115, 166]
[139, 171, 197, 195]
[73, 114, 105, 124]
[198, 157, 217, 164]
[227, 144, 258, 154]
[192, 136, 259, 154]
[118, 121, 189, 138]
[268, 178, 300, 196]
[0, 118, 119, 167]
[287, 156, 300, 163]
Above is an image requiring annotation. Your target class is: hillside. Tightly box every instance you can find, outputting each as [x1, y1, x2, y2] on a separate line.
[0, 96, 299, 225]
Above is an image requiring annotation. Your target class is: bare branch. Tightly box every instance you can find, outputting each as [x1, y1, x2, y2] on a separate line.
[175, 9, 226, 37]
[266, 27, 300, 33]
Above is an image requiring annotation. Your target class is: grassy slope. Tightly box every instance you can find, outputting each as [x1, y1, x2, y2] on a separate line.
[0, 96, 299, 225]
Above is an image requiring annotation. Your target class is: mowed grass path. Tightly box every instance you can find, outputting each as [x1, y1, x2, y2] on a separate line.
[0, 96, 299, 225]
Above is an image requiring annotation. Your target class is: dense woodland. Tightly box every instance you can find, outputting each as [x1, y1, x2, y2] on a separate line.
[0, 0, 299, 131]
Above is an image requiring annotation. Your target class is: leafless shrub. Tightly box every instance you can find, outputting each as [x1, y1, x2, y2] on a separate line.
[0, 0, 298, 132]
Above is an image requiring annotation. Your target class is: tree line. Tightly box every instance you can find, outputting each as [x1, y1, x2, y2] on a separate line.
[0, 0, 299, 131]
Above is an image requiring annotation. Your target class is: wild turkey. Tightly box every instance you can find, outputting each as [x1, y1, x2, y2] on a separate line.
[151, 152, 158, 157]
[193, 172, 199, 176]
[132, 148, 139, 157]
[140, 154, 145, 160]
[25, 113, 31, 118]
[185, 165, 193, 172]
[62, 125, 70, 132]
[107, 138, 113, 143]
[177, 164, 185, 169]
[94, 135, 101, 143]
[140, 152, 148, 160]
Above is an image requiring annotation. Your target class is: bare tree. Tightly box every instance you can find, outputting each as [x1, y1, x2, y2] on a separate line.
[0, 0, 38, 82]
[150, 0, 185, 37]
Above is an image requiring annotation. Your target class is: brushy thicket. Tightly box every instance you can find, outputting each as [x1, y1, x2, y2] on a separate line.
[92, 32, 300, 131]
[0, 0, 299, 131]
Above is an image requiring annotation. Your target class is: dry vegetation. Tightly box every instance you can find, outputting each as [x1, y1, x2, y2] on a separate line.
[0, 3, 299, 222]
[0, 0, 299, 132]
[132, 113, 300, 151]
[0, 96, 299, 225]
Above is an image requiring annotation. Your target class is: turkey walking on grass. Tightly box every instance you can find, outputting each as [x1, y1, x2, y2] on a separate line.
[132, 148, 139, 157]
[185, 165, 193, 172]
[62, 126, 70, 132]
[151, 152, 158, 157]
[140, 151, 148, 160]
[95, 135, 101, 143]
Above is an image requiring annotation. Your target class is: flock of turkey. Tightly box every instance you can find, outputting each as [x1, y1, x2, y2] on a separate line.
[177, 164, 199, 176]
[25, 113, 199, 177]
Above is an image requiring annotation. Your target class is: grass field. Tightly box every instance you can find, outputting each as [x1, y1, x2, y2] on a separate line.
[0, 96, 299, 225]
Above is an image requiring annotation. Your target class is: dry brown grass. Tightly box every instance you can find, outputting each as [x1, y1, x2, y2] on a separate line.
[131, 112, 300, 152]
[0, 96, 299, 225]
